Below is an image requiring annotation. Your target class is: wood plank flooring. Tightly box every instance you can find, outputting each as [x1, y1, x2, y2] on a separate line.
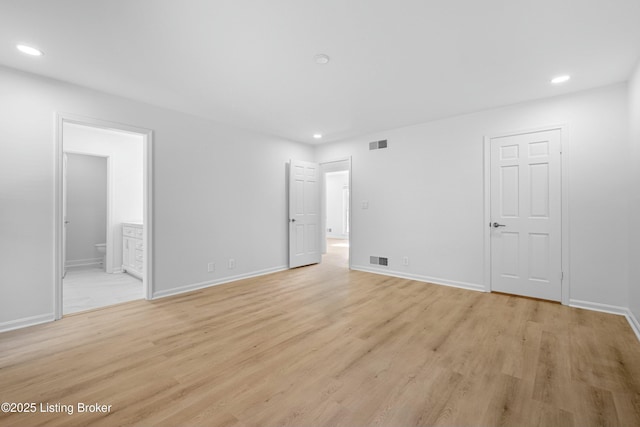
[1, 242, 640, 426]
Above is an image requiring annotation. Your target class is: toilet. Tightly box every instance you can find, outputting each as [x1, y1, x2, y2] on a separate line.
[95, 243, 106, 270]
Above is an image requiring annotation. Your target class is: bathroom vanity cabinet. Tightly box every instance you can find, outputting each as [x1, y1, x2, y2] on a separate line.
[122, 222, 143, 279]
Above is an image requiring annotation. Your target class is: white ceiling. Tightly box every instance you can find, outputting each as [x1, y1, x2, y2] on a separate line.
[1, 0, 639, 144]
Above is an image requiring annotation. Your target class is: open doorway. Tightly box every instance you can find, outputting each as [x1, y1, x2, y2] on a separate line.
[55, 116, 153, 318]
[320, 159, 351, 267]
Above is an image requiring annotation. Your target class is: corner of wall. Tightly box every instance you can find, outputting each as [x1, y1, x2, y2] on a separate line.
[628, 59, 640, 323]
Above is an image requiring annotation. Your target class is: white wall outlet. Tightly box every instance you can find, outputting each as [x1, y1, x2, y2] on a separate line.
[362, 200, 369, 209]
[228, 258, 235, 269]
[402, 256, 409, 266]
[207, 262, 215, 273]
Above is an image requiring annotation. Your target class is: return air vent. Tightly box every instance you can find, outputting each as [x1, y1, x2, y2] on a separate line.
[369, 139, 388, 150]
[370, 256, 388, 266]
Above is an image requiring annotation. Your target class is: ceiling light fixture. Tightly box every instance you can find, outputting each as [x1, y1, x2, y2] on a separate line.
[16, 44, 43, 56]
[313, 133, 323, 139]
[314, 54, 330, 65]
[551, 75, 570, 84]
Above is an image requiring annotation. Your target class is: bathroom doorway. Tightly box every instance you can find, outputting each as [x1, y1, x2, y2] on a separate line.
[55, 116, 153, 317]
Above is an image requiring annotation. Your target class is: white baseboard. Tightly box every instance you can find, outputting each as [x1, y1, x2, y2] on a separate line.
[350, 265, 486, 293]
[65, 257, 102, 268]
[569, 299, 628, 315]
[327, 234, 348, 240]
[625, 308, 640, 342]
[0, 313, 55, 334]
[570, 299, 640, 342]
[152, 265, 289, 299]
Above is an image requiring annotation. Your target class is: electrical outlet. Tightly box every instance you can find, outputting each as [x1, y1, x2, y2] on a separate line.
[402, 256, 409, 266]
[228, 258, 235, 269]
[207, 262, 215, 273]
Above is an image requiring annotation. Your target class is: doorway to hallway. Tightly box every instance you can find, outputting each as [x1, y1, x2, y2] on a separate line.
[320, 159, 351, 268]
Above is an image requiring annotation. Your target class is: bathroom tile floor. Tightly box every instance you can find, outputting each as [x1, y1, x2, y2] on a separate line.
[63, 266, 143, 314]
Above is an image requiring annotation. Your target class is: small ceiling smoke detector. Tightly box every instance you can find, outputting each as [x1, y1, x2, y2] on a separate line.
[551, 75, 570, 84]
[313, 133, 323, 139]
[314, 54, 330, 65]
[16, 44, 43, 56]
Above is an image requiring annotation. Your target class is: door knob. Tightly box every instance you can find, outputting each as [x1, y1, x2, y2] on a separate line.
[290, 218, 296, 222]
[492, 222, 506, 228]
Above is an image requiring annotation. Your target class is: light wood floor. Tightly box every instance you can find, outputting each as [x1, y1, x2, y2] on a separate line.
[1, 241, 640, 426]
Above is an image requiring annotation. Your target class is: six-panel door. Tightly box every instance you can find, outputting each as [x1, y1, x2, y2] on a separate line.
[289, 160, 321, 268]
[490, 129, 562, 301]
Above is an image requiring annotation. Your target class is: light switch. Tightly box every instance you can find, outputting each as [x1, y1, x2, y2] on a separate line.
[362, 200, 369, 209]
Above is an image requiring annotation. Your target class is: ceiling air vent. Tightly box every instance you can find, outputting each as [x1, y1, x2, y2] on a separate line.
[369, 139, 388, 150]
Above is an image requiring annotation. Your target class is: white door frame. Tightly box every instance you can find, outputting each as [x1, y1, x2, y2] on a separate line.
[319, 157, 352, 270]
[54, 113, 154, 319]
[483, 125, 570, 305]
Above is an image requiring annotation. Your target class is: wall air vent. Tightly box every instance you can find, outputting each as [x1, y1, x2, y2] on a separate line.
[369, 139, 388, 150]
[370, 256, 388, 266]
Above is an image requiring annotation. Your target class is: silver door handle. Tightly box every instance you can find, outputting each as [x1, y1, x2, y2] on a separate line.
[492, 222, 506, 228]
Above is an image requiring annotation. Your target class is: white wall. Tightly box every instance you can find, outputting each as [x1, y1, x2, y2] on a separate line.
[64, 123, 143, 272]
[0, 65, 313, 331]
[316, 84, 630, 307]
[629, 61, 640, 322]
[65, 153, 107, 266]
[0, 60, 632, 331]
[326, 171, 349, 239]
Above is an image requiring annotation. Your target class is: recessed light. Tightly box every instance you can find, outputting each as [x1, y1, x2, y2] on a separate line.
[314, 54, 330, 65]
[551, 75, 570, 84]
[313, 133, 323, 139]
[16, 44, 43, 56]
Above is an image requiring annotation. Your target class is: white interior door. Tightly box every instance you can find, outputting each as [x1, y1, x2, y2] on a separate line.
[490, 129, 562, 301]
[289, 160, 321, 268]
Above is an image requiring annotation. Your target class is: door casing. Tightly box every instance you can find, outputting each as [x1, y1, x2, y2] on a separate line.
[483, 125, 570, 305]
[54, 113, 154, 319]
